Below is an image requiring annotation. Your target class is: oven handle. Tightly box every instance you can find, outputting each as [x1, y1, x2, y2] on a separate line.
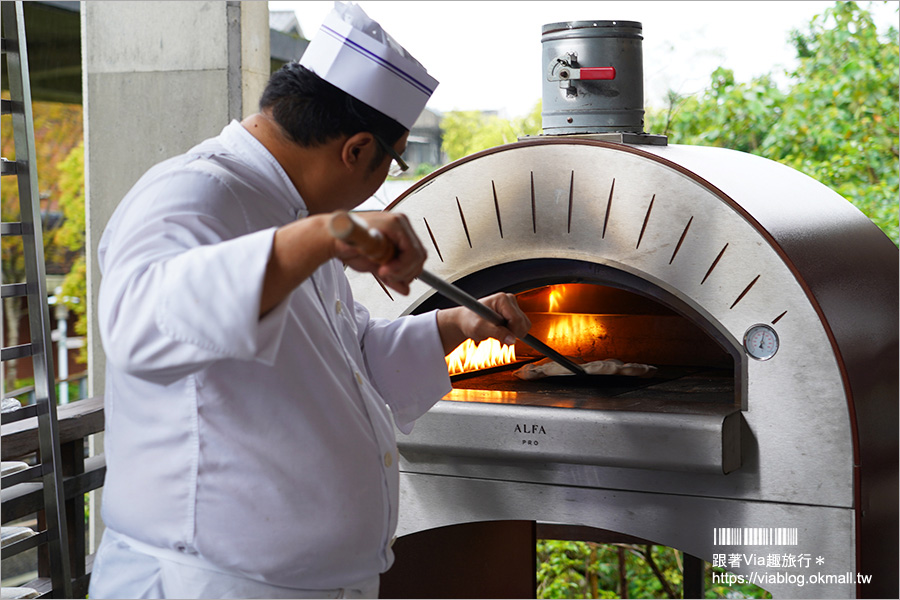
[329, 211, 587, 376]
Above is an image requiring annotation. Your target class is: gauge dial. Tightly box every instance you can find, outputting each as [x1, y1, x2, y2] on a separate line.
[744, 324, 779, 360]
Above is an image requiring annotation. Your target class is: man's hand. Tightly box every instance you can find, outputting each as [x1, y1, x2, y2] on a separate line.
[332, 211, 426, 296]
[436, 293, 532, 355]
[261, 211, 425, 317]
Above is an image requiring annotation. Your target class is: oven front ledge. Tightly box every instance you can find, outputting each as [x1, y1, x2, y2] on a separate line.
[399, 397, 741, 475]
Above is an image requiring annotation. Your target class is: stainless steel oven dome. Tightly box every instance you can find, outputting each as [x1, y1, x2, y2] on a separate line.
[347, 138, 897, 599]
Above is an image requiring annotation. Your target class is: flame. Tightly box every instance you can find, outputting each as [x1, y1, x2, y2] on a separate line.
[545, 314, 607, 350]
[446, 338, 516, 376]
[539, 284, 607, 358]
[548, 288, 564, 312]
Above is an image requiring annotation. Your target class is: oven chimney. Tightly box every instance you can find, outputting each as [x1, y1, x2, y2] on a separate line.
[541, 20, 666, 145]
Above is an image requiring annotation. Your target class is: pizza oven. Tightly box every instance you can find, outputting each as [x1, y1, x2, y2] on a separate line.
[345, 20, 897, 599]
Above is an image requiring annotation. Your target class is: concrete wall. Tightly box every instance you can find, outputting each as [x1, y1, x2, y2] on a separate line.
[82, 0, 269, 550]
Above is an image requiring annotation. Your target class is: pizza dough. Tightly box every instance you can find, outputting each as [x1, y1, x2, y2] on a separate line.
[514, 357, 657, 380]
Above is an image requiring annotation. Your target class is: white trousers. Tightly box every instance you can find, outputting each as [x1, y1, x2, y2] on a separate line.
[88, 528, 380, 599]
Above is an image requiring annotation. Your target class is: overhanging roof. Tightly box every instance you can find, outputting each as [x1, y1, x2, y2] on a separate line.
[1, 2, 309, 105]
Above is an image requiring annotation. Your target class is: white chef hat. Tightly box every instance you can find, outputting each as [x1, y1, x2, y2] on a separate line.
[299, 2, 438, 130]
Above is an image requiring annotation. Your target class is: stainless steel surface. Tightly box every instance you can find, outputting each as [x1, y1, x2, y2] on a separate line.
[400, 398, 741, 474]
[347, 140, 853, 507]
[347, 138, 897, 597]
[522, 131, 667, 145]
[396, 473, 857, 599]
[418, 270, 586, 375]
[541, 21, 644, 134]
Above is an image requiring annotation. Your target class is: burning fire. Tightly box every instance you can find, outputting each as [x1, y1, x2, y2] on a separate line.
[548, 288, 564, 312]
[445, 284, 607, 376]
[446, 338, 516, 376]
[543, 285, 607, 355]
[544, 313, 607, 349]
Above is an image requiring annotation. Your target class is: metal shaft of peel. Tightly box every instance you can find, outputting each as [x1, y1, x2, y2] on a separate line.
[417, 270, 587, 376]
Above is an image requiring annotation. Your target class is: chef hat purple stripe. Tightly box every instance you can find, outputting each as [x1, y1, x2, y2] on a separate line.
[320, 24, 435, 97]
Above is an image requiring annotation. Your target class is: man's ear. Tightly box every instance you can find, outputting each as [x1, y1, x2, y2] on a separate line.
[341, 132, 376, 170]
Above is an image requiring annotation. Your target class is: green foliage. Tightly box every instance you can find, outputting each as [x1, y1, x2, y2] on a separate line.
[412, 162, 439, 178]
[0, 98, 84, 278]
[53, 141, 85, 253]
[55, 142, 88, 360]
[537, 540, 772, 599]
[645, 70, 787, 154]
[771, 1, 899, 244]
[536, 542, 685, 599]
[2, 99, 85, 388]
[441, 101, 543, 161]
[646, 1, 899, 245]
[1, 99, 83, 283]
[441, 110, 515, 161]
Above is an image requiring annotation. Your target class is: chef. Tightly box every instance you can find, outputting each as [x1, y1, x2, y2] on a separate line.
[87, 3, 530, 599]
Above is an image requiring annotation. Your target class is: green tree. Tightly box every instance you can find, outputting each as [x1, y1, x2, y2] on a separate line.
[536, 541, 769, 599]
[441, 101, 542, 161]
[647, 1, 898, 244]
[55, 141, 87, 361]
[646, 70, 786, 153]
[766, 1, 899, 243]
[1, 99, 84, 390]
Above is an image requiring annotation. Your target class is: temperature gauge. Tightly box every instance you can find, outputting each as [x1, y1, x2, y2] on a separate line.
[744, 324, 779, 360]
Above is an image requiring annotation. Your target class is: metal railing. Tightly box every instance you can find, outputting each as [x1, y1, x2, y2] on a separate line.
[1, 396, 105, 597]
[2, 2, 73, 595]
[2, 372, 89, 409]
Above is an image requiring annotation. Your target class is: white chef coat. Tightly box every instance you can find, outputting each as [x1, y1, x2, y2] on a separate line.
[90, 528, 380, 598]
[92, 121, 452, 592]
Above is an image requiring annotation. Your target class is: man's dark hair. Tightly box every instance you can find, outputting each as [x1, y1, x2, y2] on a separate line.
[259, 62, 406, 168]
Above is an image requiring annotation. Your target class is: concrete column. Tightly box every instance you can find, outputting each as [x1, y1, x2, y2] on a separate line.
[82, 0, 269, 551]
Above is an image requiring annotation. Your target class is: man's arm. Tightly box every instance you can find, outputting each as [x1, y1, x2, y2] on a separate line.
[260, 211, 427, 316]
[259, 214, 335, 316]
[263, 210, 530, 352]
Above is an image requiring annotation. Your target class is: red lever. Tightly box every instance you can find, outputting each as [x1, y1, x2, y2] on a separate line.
[579, 67, 616, 81]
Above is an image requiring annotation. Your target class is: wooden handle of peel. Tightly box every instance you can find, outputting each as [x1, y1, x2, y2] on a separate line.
[328, 211, 395, 264]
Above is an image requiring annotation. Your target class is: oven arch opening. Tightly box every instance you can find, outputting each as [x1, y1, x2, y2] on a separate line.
[411, 258, 744, 412]
[379, 520, 775, 599]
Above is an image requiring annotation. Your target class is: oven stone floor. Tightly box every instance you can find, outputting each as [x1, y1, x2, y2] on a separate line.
[449, 364, 735, 413]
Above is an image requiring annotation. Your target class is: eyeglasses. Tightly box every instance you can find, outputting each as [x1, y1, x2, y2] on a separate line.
[373, 134, 409, 177]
